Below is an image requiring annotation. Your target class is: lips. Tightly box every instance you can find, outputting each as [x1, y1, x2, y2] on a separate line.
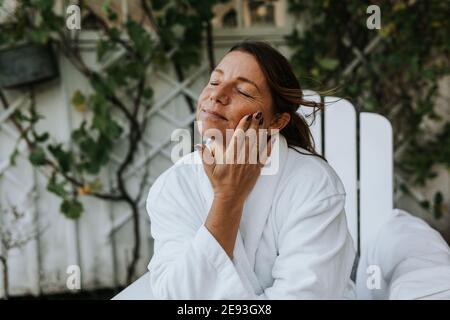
[202, 108, 227, 120]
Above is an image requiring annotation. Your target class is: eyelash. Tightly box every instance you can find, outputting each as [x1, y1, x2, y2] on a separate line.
[209, 82, 252, 98]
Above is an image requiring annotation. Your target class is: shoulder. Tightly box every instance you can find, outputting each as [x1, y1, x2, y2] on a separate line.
[278, 146, 346, 201]
[146, 152, 206, 227]
[146, 151, 201, 205]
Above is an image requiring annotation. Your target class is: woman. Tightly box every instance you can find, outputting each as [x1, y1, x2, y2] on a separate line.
[146, 41, 356, 299]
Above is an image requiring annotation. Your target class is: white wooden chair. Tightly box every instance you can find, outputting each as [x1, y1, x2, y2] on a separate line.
[113, 91, 450, 300]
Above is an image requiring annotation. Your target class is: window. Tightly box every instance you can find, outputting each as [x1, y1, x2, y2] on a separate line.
[247, 0, 276, 26]
[222, 8, 238, 28]
[212, 0, 285, 29]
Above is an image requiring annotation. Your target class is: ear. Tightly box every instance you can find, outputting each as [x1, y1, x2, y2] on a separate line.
[269, 112, 291, 130]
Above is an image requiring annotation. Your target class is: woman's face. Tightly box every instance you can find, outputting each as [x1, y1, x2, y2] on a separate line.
[196, 51, 275, 140]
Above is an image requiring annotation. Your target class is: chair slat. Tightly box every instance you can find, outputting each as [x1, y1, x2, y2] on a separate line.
[324, 97, 358, 248]
[360, 112, 393, 251]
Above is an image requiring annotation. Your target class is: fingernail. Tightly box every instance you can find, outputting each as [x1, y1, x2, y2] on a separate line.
[246, 114, 252, 121]
[255, 111, 262, 119]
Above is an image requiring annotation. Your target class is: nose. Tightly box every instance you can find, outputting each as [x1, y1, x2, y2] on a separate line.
[209, 84, 230, 105]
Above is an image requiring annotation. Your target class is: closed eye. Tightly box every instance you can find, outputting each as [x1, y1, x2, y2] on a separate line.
[236, 86, 254, 98]
[209, 81, 253, 98]
[238, 90, 252, 98]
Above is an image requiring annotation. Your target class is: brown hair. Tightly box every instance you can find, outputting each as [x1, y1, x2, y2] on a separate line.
[228, 40, 326, 161]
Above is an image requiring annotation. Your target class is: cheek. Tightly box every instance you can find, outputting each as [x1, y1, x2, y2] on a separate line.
[197, 87, 209, 105]
[230, 98, 266, 122]
[230, 106, 253, 122]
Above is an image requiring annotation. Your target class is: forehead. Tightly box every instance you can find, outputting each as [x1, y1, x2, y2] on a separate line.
[215, 51, 266, 82]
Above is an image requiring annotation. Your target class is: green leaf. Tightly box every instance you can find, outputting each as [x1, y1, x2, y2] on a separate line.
[72, 121, 87, 143]
[107, 11, 118, 22]
[47, 174, 69, 198]
[14, 110, 31, 122]
[143, 87, 153, 101]
[101, 0, 118, 21]
[87, 178, 102, 193]
[71, 90, 87, 112]
[399, 183, 411, 195]
[60, 198, 83, 220]
[126, 20, 153, 58]
[151, 0, 167, 10]
[29, 107, 44, 124]
[90, 74, 113, 97]
[97, 40, 118, 62]
[33, 132, 49, 142]
[48, 144, 73, 173]
[29, 28, 50, 44]
[365, 98, 378, 111]
[32, 0, 54, 11]
[101, 0, 112, 13]
[317, 57, 339, 71]
[9, 147, 19, 166]
[29, 146, 47, 166]
[419, 200, 430, 210]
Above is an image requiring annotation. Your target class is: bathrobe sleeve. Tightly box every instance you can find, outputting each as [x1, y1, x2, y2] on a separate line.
[146, 167, 252, 299]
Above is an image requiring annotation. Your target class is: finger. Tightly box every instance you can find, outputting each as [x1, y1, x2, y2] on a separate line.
[248, 111, 262, 133]
[248, 111, 265, 163]
[195, 144, 215, 174]
[235, 114, 253, 160]
[246, 111, 261, 149]
[236, 113, 253, 132]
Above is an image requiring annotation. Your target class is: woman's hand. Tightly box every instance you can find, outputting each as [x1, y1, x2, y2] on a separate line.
[196, 111, 274, 258]
[196, 111, 274, 205]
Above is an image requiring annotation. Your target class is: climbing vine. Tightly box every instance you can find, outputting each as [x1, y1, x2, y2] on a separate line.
[286, 0, 450, 219]
[0, 0, 225, 284]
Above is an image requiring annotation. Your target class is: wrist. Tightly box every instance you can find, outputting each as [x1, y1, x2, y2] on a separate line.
[213, 192, 246, 207]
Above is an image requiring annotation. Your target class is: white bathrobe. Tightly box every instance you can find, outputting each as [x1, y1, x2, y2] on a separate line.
[356, 209, 450, 300]
[146, 133, 356, 299]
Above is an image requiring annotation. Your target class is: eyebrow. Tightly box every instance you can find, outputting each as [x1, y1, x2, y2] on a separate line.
[213, 68, 260, 93]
